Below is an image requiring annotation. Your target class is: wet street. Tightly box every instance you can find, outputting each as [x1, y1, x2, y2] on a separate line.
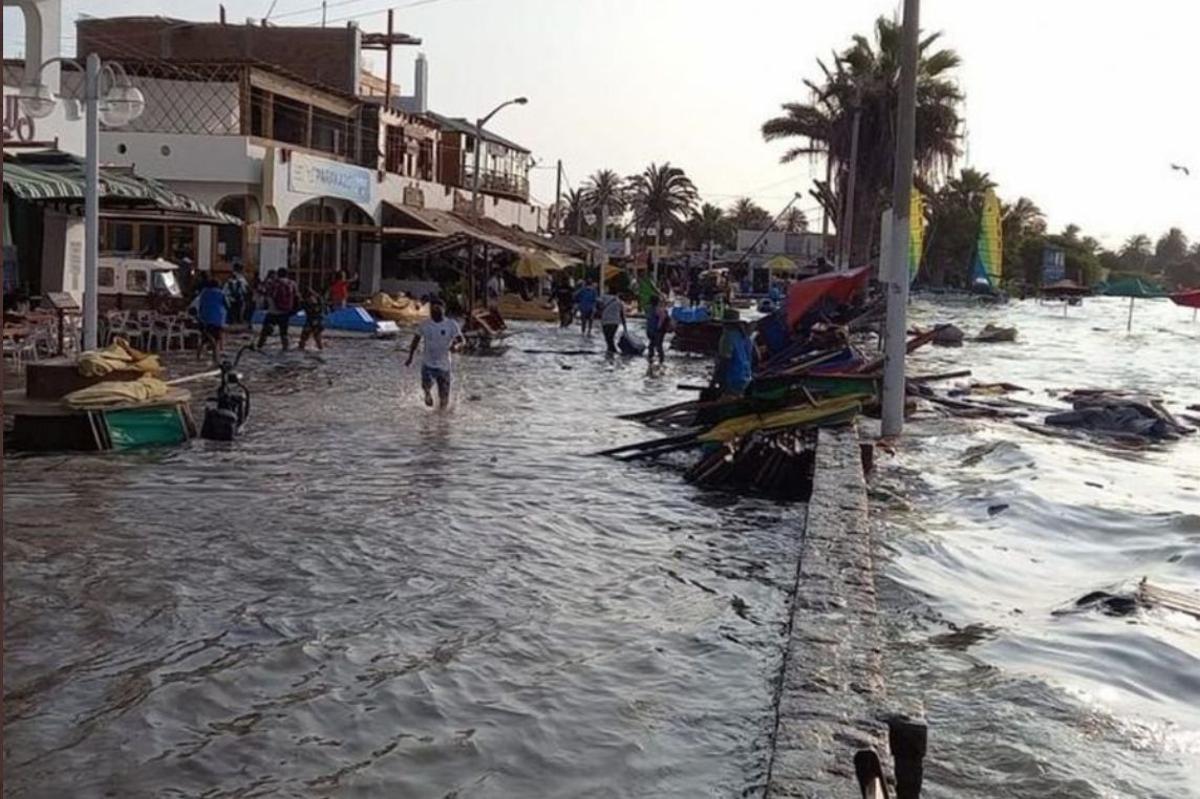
[4, 298, 1200, 797]
[4, 324, 804, 798]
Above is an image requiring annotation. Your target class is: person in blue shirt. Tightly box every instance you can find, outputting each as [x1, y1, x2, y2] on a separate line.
[713, 309, 753, 396]
[196, 275, 229, 361]
[574, 278, 598, 335]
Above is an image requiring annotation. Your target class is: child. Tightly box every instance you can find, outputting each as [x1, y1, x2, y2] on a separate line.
[298, 287, 326, 351]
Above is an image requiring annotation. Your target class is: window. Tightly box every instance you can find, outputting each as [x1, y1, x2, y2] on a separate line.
[126, 269, 149, 293]
[418, 139, 433, 181]
[153, 270, 181, 297]
[385, 125, 405, 174]
[311, 112, 346, 156]
[98, 266, 115, 288]
[168, 226, 197, 264]
[138, 224, 165, 258]
[250, 87, 270, 138]
[273, 99, 308, 147]
[111, 223, 134, 253]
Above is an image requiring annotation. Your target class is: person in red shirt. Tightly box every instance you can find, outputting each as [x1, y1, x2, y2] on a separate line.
[328, 270, 357, 309]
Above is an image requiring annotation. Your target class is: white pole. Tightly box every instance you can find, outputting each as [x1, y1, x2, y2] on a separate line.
[83, 52, 101, 351]
[881, 0, 920, 437]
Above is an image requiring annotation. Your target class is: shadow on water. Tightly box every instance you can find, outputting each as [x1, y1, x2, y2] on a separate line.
[4, 323, 805, 798]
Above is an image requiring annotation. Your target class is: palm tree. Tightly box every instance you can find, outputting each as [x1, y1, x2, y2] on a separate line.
[729, 197, 773, 231]
[762, 16, 963, 264]
[777, 207, 809, 233]
[923, 168, 996, 285]
[583, 169, 627, 291]
[562, 188, 589, 236]
[687, 203, 734, 255]
[1155, 227, 1189, 268]
[627, 162, 698, 274]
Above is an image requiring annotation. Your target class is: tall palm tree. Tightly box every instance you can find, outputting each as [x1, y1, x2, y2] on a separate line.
[583, 169, 627, 290]
[762, 16, 963, 264]
[777, 207, 809, 233]
[627, 162, 697, 278]
[687, 203, 734, 254]
[729, 197, 773, 231]
[562, 188, 589, 236]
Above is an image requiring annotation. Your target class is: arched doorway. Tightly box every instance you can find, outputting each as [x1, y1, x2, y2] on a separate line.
[287, 199, 339, 291]
[215, 193, 261, 273]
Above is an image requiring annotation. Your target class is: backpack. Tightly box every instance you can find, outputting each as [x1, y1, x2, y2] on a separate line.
[272, 279, 297, 313]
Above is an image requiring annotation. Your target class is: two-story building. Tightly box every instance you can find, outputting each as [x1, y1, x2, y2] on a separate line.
[70, 15, 547, 294]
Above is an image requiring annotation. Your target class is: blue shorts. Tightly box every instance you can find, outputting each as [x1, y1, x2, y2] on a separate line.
[420, 365, 451, 393]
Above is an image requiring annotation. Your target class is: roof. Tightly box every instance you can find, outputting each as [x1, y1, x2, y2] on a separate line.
[3, 151, 242, 225]
[424, 112, 530, 154]
[383, 203, 523, 258]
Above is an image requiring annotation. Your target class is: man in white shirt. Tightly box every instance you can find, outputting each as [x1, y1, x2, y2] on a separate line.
[597, 292, 626, 354]
[404, 297, 465, 408]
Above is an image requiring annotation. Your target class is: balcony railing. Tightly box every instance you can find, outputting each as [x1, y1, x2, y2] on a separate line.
[461, 164, 529, 201]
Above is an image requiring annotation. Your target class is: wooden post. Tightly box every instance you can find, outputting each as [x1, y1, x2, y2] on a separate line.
[384, 10, 395, 111]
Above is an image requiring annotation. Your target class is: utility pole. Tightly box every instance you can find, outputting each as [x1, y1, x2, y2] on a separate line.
[881, 0, 920, 437]
[840, 97, 863, 270]
[83, 53, 100, 350]
[321, 1, 327, 26]
[554, 159, 563, 233]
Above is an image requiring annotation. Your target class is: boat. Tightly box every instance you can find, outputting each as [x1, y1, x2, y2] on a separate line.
[250, 306, 400, 338]
[967, 189, 1008, 302]
[496, 292, 559, 323]
[1170, 288, 1200, 309]
[361, 292, 430, 324]
[669, 305, 722, 355]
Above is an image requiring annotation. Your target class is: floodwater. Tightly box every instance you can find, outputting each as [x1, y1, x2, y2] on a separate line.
[874, 296, 1200, 798]
[4, 297, 1199, 798]
[3, 324, 804, 798]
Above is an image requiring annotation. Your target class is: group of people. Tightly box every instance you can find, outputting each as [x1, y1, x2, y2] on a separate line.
[192, 267, 357, 358]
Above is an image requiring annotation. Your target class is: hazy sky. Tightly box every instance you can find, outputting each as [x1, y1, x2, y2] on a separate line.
[6, 0, 1199, 248]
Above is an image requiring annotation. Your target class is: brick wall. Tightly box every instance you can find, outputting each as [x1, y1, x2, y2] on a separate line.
[77, 19, 359, 95]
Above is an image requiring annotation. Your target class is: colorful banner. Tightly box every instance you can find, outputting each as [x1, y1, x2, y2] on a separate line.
[908, 190, 924, 284]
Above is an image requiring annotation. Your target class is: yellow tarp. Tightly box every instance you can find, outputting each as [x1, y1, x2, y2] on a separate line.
[64, 375, 170, 409]
[514, 250, 565, 279]
[764, 255, 797, 274]
[698, 394, 868, 443]
[77, 338, 163, 377]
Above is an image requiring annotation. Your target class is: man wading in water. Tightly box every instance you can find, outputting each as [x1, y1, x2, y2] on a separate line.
[405, 297, 465, 409]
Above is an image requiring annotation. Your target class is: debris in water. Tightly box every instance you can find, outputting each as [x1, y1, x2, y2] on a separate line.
[987, 503, 1009, 516]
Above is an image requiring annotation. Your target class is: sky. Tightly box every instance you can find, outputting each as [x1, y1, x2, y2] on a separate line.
[6, 0, 1199, 249]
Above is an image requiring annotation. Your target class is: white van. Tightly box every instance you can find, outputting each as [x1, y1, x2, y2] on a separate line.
[98, 256, 184, 310]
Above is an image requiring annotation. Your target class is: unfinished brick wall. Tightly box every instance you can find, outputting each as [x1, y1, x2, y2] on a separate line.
[76, 19, 359, 95]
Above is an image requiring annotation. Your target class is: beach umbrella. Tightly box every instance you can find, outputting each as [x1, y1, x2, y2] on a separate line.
[1100, 277, 1167, 331]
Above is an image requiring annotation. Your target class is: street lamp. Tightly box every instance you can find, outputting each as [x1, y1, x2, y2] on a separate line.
[465, 96, 525, 313]
[18, 53, 145, 350]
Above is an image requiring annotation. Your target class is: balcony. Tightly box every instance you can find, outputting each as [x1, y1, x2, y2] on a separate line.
[462, 163, 529, 202]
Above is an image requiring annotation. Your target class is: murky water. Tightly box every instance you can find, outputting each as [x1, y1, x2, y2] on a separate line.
[6, 298, 1199, 798]
[874, 296, 1200, 798]
[4, 325, 804, 798]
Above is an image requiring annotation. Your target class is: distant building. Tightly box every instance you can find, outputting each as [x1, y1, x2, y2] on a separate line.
[735, 229, 829, 263]
[59, 15, 545, 292]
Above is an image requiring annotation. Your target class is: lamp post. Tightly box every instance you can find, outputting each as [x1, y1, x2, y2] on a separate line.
[584, 211, 599, 292]
[19, 53, 145, 350]
[466, 96, 526, 313]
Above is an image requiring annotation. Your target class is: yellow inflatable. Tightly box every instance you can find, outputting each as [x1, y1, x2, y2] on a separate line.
[77, 338, 163, 377]
[361, 293, 431, 324]
[497, 293, 558, 323]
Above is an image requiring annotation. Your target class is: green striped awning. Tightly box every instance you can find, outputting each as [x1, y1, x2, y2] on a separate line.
[2, 159, 84, 200]
[3, 154, 242, 226]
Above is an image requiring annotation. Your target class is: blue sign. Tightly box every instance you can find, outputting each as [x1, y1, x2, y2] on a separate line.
[1042, 245, 1066, 283]
[288, 153, 372, 204]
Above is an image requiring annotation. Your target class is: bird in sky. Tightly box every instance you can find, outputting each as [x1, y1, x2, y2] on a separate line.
[1169, 163, 1191, 176]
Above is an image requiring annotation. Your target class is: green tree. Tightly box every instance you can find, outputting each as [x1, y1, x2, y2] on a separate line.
[627, 162, 698, 251]
[562, 188, 590, 237]
[777, 206, 809, 233]
[761, 16, 963, 264]
[687, 203, 735, 251]
[1120, 234, 1153, 273]
[583, 169, 627, 243]
[729, 197, 774, 231]
[1154, 227, 1189, 271]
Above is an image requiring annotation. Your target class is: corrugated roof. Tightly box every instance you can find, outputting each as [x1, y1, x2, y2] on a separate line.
[424, 111, 530, 154]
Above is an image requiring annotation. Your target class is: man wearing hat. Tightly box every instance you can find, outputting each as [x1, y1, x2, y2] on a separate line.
[713, 308, 753, 396]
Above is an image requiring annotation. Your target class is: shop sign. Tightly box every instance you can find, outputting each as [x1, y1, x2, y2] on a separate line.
[288, 152, 371, 204]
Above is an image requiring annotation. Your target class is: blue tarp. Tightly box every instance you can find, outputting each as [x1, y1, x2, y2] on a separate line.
[251, 306, 380, 333]
[671, 306, 711, 324]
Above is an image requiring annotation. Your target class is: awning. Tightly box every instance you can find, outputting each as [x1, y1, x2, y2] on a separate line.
[383, 202, 524, 259]
[764, 255, 798, 274]
[3, 152, 243, 225]
[515, 250, 567, 279]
